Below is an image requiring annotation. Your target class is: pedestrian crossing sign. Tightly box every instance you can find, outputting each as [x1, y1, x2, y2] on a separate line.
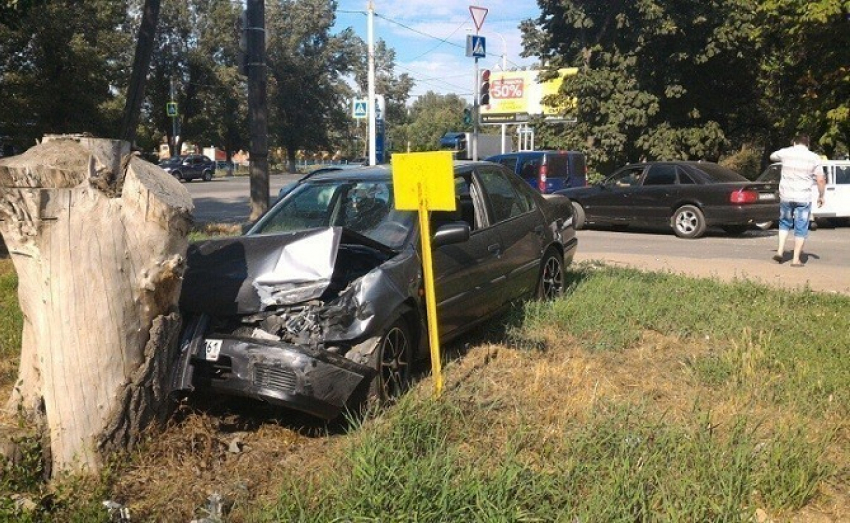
[353, 99, 368, 119]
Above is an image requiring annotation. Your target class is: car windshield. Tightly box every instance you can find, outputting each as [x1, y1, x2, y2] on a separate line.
[160, 156, 183, 165]
[253, 178, 415, 250]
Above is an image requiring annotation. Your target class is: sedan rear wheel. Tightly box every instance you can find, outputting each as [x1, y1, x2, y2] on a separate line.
[202, 170, 213, 181]
[537, 248, 565, 300]
[368, 318, 412, 406]
[672, 205, 706, 239]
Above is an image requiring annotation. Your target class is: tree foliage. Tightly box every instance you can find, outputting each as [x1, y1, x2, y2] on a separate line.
[522, 0, 762, 174]
[266, 0, 359, 171]
[398, 91, 468, 152]
[0, 0, 132, 149]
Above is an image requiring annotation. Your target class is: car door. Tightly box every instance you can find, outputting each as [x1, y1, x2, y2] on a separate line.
[817, 164, 850, 219]
[474, 164, 545, 304]
[586, 165, 646, 224]
[432, 171, 503, 338]
[630, 163, 681, 225]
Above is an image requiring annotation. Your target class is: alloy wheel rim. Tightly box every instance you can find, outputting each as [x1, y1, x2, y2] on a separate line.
[677, 212, 697, 233]
[543, 257, 564, 299]
[380, 327, 409, 398]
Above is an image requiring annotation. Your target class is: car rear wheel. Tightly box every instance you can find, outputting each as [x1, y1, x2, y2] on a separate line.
[571, 202, 586, 230]
[202, 170, 213, 181]
[368, 318, 412, 405]
[672, 205, 706, 239]
[537, 247, 565, 300]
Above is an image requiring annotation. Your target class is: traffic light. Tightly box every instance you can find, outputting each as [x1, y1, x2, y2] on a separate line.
[480, 69, 491, 106]
[463, 107, 472, 125]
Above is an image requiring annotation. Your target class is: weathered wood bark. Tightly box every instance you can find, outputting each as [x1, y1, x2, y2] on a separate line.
[0, 135, 193, 475]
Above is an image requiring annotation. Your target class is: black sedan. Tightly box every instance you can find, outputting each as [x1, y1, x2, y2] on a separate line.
[557, 161, 779, 238]
[172, 161, 577, 419]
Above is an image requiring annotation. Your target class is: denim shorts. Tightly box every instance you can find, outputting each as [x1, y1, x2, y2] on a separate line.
[778, 201, 812, 238]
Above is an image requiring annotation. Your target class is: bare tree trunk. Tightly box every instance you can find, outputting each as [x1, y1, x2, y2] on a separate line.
[119, 0, 161, 145]
[0, 135, 193, 475]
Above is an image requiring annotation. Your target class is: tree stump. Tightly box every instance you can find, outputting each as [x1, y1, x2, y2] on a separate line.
[0, 135, 193, 475]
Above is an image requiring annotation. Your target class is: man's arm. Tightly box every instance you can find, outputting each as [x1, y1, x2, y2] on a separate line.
[816, 172, 826, 207]
[769, 150, 782, 162]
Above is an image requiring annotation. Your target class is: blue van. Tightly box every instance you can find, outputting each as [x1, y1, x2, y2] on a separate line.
[486, 151, 587, 194]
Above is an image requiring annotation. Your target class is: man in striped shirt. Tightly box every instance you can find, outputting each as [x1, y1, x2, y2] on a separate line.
[769, 134, 826, 267]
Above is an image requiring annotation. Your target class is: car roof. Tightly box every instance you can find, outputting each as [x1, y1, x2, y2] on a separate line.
[303, 161, 486, 182]
[486, 150, 583, 159]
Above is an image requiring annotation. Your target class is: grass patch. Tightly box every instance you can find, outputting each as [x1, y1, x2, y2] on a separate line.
[0, 262, 847, 521]
[187, 222, 243, 242]
[0, 259, 22, 388]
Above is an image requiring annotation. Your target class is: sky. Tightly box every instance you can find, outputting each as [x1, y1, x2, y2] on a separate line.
[335, 0, 542, 103]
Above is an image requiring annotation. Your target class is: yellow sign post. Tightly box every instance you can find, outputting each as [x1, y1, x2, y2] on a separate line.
[392, 151, 455, 397]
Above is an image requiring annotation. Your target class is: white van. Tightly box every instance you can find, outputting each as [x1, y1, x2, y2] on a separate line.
[757, 160, 850, 226]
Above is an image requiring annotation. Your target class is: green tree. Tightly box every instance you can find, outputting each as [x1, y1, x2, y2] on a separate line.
[0, 0, 132, 150]
[266, 0, 358, 171]
[398, 91, 468, 152]
[521, 0, 761, 174]
[754, 0, 850, 158]
[140, 0, 246, 159]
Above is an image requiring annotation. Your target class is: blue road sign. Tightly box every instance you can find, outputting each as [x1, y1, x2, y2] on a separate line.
[353, 99, 368, 119]
[466, 35, 486, 59]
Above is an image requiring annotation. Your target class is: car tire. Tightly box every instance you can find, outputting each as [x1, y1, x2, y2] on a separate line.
[722, 224, 749, 236]
[203, 170, 213, 181]
[571, 202, 586, 230]
[672, 205, 706, 239]
[172, 170, 183, 181]
[367, 317, 412, 406]
[537, 247, 565, 300]
[755, 221, 774, 231]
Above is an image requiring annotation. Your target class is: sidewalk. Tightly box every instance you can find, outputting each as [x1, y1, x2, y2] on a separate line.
[574, 251, 850, 296]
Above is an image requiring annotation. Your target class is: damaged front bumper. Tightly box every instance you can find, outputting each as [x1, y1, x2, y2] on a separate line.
[171, 315, 376, 420]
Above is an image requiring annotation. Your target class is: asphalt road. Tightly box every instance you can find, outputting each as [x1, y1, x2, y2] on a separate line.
[185, 176, 850, 295]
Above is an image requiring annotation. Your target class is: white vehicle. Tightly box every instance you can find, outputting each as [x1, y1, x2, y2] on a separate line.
[756, 160, 850, 227]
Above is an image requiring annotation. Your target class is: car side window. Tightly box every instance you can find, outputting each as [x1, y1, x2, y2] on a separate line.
[678, 169, 696, 184]
[498, 157, 518, 171]
[519, 159, 540, 181]
[477, 166, 529, 223]
[835, 166, 850, 185]
[644, 165, 677, 186]
[608, 167, 644, 187]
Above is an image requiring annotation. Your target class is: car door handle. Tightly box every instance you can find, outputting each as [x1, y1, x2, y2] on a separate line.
[488, 244, 501, 256]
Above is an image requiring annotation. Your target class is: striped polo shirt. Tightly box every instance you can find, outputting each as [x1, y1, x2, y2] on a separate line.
[769, 144, 824, 203]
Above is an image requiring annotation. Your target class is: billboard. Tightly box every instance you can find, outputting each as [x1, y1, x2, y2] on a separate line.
[480, 68, 577, 124]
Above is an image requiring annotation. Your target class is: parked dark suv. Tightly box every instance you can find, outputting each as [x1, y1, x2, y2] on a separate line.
[159, 154, 215, 182]
[486, 151, 587, 194]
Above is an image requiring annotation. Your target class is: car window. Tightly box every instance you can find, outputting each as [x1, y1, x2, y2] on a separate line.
[519, 158, 540, 180]
[476, 166, 530, 223]
[497, 157, 518, 171]
[255, 180, 415, 249]
[546, 154, 569, 178]
[694, 163, 747, 182]
[607, 166, 644, 187]
[644, 165, 678, 186]
[836, 166, 850, 184]
[678, 169, 696, 184]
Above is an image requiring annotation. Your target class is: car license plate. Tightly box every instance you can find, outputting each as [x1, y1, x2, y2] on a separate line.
[204, 339, 222, 361]
[758, 193, 776, 201]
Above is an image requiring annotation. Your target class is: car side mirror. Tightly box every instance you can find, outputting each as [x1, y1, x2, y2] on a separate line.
[433, 222, 470, 247]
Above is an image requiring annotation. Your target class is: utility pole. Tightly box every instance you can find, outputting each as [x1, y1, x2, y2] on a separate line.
[170, 79, 179, 156]
[367, 1, 376, 166]
[246, 0, 269, 221]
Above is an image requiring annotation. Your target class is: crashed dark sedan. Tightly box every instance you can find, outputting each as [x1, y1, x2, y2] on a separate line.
[172, 161, 577, 419]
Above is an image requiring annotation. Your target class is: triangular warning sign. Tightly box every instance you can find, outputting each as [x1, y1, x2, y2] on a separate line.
[469, 6, 488, 32]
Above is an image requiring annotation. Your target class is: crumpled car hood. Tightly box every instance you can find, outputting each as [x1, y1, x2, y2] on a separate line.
[181, 228, 343, 316]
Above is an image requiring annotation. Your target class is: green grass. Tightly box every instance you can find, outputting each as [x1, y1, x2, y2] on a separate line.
[517, 264, 850, 417]
[0, 260, 22, 385]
